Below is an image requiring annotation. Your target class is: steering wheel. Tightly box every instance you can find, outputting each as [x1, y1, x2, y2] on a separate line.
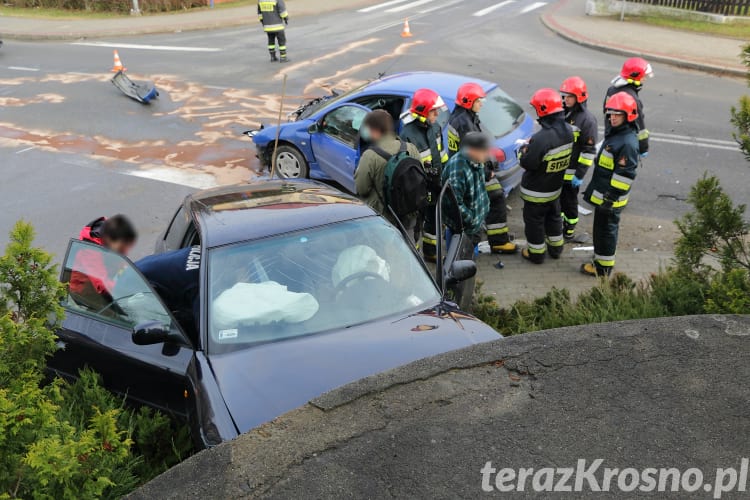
[335, 271, 388, 293]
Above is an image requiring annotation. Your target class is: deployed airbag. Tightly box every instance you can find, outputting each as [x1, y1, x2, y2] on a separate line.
[331, 245, 390, 287]
[212, 281, 319, 330]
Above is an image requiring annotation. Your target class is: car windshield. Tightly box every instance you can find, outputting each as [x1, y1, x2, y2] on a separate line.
[207, 217, 442, 353]
[296, 83, 367, 120]
[478, 87, 526, 137]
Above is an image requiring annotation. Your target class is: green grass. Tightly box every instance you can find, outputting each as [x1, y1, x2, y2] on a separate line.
[625, 14, 750, 40]
[0, 0, 254, 19]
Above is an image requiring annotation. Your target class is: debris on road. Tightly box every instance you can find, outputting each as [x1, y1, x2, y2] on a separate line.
[111, 70, 159, 104]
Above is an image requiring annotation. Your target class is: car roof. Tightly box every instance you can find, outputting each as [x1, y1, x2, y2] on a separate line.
[188, 179, 376, 248]
[360, 71, 498, 99]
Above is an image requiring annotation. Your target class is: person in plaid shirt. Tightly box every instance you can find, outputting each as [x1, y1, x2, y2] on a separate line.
[440, 132, 491, 240]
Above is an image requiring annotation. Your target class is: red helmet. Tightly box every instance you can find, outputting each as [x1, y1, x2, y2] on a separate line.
[455, 82, 486, 109]
[620, 57, 653, 85]
[605, 92, 638, 122]
[410, 88, 447, 120]
[530, 88, 564, 118]
[559, 76, 588, 104]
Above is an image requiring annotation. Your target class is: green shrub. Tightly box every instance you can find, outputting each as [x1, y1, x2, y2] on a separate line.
[6, 0, 205, 14]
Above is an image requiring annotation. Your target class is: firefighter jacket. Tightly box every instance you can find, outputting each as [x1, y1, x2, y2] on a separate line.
[584, 122, 639, 209]
[604, 83, 648, 154]
[400, 120, 448, 178]
[447, 106, 484, 156]
[258, 0, 288, 32]
[564, 102, 598, 182]
[519, 113, 576, 204]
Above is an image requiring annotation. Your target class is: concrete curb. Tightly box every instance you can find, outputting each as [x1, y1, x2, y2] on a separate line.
[540, 0, 746, 78]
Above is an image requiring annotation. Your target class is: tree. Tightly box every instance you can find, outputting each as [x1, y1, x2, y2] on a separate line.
[730, 44, 750, 160]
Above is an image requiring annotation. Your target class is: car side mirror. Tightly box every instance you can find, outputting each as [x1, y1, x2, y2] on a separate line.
[445, 260, 477, 286]
[308, 122, 319, 133]
[132, 321, 185, 346]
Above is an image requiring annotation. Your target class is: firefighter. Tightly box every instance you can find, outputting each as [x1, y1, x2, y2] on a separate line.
[604, 57, 653, 156]
[258, 0, 289, 63]
[400, 88, 449, 261]
[581, 92, 639, 277]
[518, 88, 576, 264]
[559, 76, 598, 240]
[447, 82, 516, 254]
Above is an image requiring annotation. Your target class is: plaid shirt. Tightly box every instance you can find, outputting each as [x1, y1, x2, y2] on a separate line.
[440, 151, 490, 235]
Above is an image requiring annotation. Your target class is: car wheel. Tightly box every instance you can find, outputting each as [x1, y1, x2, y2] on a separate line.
[271, 145, 309, 179]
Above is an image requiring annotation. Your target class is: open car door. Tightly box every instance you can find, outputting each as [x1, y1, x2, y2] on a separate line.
[50, 239, 194, 417]
[309, 102, 371, 193]
[435, 183, 478, 311]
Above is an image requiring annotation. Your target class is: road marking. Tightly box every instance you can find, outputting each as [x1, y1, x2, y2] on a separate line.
[597, 128, 738, 152]
[357, 0, 410, 12]
[71, 42, 221, 52]
[419, 0, 464, 13]
[473, 0, 515, 16]
[126, 167, 217, 189]
[15, 146, 36, 154]
[650, 131, 736, 146]
[650, 136, 739, 152]
[386, 0, 434, 13]
[519, 1, 547, 13]
[8, 66, 40, 72]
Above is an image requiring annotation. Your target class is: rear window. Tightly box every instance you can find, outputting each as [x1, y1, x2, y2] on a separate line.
[478, 87, 525, 138]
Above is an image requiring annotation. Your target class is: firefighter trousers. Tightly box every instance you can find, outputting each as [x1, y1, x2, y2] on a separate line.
[266, 31, 287, 58]
[592, 207, 621, 274]
[485, 178, 510, 248]
[560, 182, 579, 237]
[422, 202, 438, 260]
[523, 198, 563, 263]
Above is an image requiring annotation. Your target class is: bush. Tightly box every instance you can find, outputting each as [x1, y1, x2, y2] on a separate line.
[6, 0, 206, 14]
[0, 221, 192, 499]
[731, 44, 750, 161]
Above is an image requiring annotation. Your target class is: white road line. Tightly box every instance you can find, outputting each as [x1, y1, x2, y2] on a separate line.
[357, 0, 410, 13]
[419, 0, 463, 13]
[473, 0, 515, 16]
[386, 0, 434, 13]
[597, 128, 738, 150]
[650, 131, 736, 146]
[71, 42, 221, 52]
[15, 146, 36, 154]
[8, 66, 40, 72]
[519, 1, 547, 13]
[650, 137, 739, 152]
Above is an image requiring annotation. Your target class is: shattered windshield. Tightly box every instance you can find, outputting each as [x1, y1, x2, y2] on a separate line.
[207, 217, 441, 353]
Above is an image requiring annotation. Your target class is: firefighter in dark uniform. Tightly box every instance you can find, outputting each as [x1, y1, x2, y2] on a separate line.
[518, 88, 576, 264]
[400, 88, 449, 261]
[581, 92, 640, 277]
[258, 0, 289, 63]
[447, 82, 516, 254]
[604, 57, 653, 156]
[559, 76, 598, 240]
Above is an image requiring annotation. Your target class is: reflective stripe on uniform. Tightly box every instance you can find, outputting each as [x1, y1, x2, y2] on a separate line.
[268, 44, 277, 50]
[637, 128, 650, 141]
[610, 173, 633, 191]
[546, 234, 564, 247]
[520, 186, 561, 203]
[486, 223, 508, 235]
[579, 152, 595, 166]
[563, 168, 577, 181]
[594, 253, 616, 267]
[258, 0, 276, 10]
[598, 150, 614, 170]
[422, 233, 437, 245]
[590, 190, 629, 208]
[447, 126, 460, 153]
[419, 148, 432, 161]
[486, 178, 502, 192]
[543, 142, 574, 162]
[563, 213, 579, 225]
[528, 241, 546, 254]
[264, 24, 285, 31]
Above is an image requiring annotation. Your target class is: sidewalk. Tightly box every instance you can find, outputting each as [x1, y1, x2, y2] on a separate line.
[0, 0, 371, 40]
[541, 0, 747, 76]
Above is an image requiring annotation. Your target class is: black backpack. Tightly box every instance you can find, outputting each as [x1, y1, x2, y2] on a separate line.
[372, 141, 429, 218]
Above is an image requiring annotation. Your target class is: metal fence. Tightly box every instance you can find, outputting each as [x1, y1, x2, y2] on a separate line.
[627, 0, 750, 16]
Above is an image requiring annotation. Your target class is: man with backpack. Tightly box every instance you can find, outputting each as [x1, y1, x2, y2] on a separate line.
[355, 110, 425, 245]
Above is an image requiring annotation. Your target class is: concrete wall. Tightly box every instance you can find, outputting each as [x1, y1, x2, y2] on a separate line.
[585, 0, 750, 23]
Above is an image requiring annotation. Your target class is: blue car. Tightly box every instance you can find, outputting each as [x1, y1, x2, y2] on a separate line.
[249, 71, 534, 194]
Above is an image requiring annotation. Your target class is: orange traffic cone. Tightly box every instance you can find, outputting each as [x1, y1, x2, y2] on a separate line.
[111, 50, 126, 73]
[401, 18, 413, 38]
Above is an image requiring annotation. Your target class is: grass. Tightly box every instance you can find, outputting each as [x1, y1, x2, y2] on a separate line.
[625, 14, 750, 40]
[0, 0, 254, 19]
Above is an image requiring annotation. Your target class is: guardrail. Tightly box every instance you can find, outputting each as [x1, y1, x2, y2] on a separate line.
[627, 0, 749, 16]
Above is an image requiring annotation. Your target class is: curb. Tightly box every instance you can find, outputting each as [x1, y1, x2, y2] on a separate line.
[540, 0, 746, 78]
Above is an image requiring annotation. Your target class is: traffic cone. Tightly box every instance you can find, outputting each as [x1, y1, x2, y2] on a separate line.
[401, 18, 413, 38]
[111, 50, 126, 73]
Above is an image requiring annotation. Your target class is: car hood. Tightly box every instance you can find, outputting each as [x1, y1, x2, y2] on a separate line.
[208, 306, 499, 434]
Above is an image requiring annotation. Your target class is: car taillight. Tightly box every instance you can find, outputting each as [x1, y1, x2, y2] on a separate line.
[493, 148, 506, 164]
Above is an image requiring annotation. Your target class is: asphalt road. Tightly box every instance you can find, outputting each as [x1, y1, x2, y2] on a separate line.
[0, 0, 747, 260]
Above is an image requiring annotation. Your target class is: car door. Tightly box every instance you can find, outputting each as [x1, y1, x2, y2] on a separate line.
[309, 103, 370, 193]
[51, 239, 194, 417]
[436, 185, 477, 311]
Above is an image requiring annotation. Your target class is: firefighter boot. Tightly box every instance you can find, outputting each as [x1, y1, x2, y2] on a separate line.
[492, 241, 518, 254]
[269, 50, 278, 62]
[521, 248, 545, 264]
[563, 221, 576, 241]
[580, 262, 611, 277]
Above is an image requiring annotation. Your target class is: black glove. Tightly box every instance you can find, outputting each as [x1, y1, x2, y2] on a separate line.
[284, 17, 289, 24]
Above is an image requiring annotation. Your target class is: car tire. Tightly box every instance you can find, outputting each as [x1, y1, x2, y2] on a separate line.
[271, 145, 309, 179]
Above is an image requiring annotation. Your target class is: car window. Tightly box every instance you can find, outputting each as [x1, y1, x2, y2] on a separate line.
[206, 217, 442, 354]
[352, 95, 405, 129]
[320, 105, 368, 148]
[478, 87, 526, 138]
[164, 206, 189, 251]
[62, 240, 172, 330]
